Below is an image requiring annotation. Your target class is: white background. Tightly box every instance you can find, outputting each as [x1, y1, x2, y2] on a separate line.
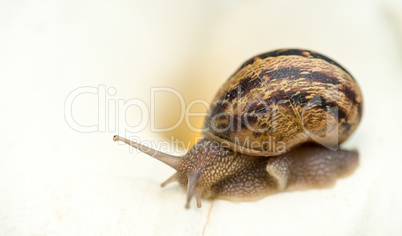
[1, 0, 402, 235]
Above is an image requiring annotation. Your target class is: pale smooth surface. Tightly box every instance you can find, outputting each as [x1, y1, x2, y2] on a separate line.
[1, 0, 402, 235]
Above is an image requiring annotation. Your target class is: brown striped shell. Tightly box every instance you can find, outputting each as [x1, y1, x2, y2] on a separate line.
[203, 49, 363, 156]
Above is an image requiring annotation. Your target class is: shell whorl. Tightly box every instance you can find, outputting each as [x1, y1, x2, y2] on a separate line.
[203, 49, 363, 156]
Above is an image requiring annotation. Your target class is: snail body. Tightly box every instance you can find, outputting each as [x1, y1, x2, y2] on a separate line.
[113, 49, 362, 209]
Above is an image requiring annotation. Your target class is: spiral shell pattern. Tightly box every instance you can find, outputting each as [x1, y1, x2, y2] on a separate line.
[203, 49, 363, 156]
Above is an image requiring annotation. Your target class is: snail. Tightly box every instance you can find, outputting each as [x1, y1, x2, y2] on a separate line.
[113, 48, 363, 209]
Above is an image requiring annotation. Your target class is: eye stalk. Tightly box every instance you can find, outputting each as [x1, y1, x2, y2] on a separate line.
[113, 135, 180, 170]
[113, 135, 204, 209]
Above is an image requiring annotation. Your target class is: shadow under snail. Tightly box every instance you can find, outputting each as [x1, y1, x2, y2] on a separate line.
[113, 48, 363, 209]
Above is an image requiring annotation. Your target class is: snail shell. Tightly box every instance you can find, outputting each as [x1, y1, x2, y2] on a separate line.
[204, 49, 363, 156]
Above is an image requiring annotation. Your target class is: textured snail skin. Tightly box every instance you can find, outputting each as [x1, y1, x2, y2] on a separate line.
[113, 49, 362, 208]
[176, 140, 358, 202]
